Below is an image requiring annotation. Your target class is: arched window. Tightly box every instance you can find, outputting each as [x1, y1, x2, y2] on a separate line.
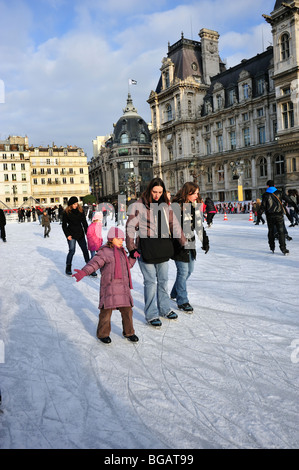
[275, 155, 285, 175]
[292, 157, 297, 172]
[165, 70, 170, 88]
[259, 157, 267, 177]
[120, 133, 129, 144]
[217, 94, 222, 109]
[282, 101, 294, 129]
[139, 132, 146, 143]
[243, 83, 249, 100]
[217, 164, 224, 182]
[166, 104, 172, 121]
[281, 33, 290, 60]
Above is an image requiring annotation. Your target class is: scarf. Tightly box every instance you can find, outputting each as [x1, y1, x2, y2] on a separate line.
[114, 246, 133, 289]
[266, 186, 277, 193]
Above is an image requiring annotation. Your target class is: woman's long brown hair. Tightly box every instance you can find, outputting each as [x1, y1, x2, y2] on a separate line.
[172, 182, 201, 205]
[65, 203, 83, 214]
[141, 177, 168, 205]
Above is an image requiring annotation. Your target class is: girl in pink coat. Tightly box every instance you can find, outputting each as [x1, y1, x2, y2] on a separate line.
[72, 227, 140, 345]
[86, 211, 103, 258]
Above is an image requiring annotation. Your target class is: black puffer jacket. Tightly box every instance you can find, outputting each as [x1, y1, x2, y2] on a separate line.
[260, 188, 298, 215]
[204, 197, 216, 213]
[62, 208, 88, 240]
[126, 197, 186, 264]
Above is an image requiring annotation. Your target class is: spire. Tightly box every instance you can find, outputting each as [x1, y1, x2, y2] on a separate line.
[123, 93, 138, 116]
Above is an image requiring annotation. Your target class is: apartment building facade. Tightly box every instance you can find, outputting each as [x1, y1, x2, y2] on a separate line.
[148, 1, 299, 201]
[0, 136, 90, 208]
[0, 136, 31, 208]
[29, 144, 90, 207]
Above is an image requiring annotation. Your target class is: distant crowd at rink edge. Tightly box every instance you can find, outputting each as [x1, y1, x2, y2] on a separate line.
[3, 197, 297, 220]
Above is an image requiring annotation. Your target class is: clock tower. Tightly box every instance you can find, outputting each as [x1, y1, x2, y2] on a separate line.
[199, 28, 221, 85]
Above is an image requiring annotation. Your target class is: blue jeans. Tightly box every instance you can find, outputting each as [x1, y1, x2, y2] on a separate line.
[66, 237, 90, 266]
[138, 257, 171, 321]
[170, 251, 195, 305]
[289, 208, 299, 224]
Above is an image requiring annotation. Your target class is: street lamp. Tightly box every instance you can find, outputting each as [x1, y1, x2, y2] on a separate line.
[94, 179, 103, 202]
[127, 173, 141, 199]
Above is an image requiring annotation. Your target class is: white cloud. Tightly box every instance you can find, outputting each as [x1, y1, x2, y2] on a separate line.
[0, 0, 276, 156]
[220, 24, 273, 67]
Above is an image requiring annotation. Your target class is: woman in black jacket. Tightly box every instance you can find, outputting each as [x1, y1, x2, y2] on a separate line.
[170, 182, 209, 312]
[204, 197, 217, 227]
[62, 197, 92, 276]
[126, 177, 186, 327]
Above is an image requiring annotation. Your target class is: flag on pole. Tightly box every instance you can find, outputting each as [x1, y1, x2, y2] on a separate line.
[129, 79, 137, 85]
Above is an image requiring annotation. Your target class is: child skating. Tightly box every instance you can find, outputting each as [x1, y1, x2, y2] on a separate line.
[72, 227, 139, 344]
[86, 211, 103, 258]
[41, 210, 51, 238]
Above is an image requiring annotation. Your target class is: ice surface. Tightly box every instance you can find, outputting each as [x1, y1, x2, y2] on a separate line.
[0, 214, 298, 449]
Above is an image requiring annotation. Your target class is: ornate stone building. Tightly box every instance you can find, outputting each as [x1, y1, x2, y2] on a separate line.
[148, 1, 299, 201]
[89, 93, 153, 201]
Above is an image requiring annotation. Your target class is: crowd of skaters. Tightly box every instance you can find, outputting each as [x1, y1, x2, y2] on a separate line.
[215, 190, 299, 219]
[1, 180, 298, 344]
[16, 205, 64, 224]
[65, 181, 299, 345]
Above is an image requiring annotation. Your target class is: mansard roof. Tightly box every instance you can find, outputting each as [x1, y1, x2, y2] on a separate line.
[274, 0, 292, 10]
[155, 34, 225, 93]
[203, 46, 273, 108]
[167, 36, 204, 82]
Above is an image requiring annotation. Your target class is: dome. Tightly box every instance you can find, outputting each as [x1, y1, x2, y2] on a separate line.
[113, 94, 151, 145]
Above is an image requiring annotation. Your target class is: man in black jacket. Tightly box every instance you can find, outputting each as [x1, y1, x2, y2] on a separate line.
[0, 208, 7, 242]
[260, 180, 298, 255]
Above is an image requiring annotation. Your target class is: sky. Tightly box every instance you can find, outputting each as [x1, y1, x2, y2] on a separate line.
[0, 0, 275, 159]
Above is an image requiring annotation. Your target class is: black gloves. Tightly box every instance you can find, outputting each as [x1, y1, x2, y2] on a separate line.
[201, 230, 209, 254]
[129, 249, 140, 259]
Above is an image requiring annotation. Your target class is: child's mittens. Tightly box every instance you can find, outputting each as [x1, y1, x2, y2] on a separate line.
[72, 269, 86, 282]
